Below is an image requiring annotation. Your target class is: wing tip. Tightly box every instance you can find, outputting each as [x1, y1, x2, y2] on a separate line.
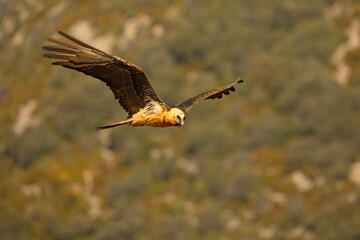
[51, 61, 68, 66]
[236, 76, 244, 84]
[57, 30, 69, 38]
[46, 31, 68, 41]
[45, 37, 55, 42]
[96, 126, 105, 131]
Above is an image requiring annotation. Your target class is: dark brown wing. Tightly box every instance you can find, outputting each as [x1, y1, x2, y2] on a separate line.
[42, 31, 166, 117]
[175, 78, 243, 112]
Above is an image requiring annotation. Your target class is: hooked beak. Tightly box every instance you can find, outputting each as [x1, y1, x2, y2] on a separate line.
[177, 115, 184, 127]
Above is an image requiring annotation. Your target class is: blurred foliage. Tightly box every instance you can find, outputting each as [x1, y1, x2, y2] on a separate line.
[1, 0, 360, 239]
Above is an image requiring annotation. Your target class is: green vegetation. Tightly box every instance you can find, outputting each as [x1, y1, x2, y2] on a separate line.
[1, 0, 360, 239]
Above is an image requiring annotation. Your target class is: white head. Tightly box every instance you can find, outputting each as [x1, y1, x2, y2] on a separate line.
[169, 108, 186, 126]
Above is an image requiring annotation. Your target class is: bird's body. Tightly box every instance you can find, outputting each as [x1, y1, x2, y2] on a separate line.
[104, 101, 184, 129]
[43, 31, 243, 129]
[133, 105, 184, 127]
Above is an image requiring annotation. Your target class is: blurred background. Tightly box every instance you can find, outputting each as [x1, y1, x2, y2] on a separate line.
[1, 0, 360, 239]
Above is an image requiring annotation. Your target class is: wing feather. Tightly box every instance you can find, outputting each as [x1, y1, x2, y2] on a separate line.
[175, 77, 243, 112]
[43, 31, 166, 116]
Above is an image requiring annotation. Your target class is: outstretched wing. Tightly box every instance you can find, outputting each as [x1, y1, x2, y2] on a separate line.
[175, 78, 243, 112]
[43, 31, 167, 117]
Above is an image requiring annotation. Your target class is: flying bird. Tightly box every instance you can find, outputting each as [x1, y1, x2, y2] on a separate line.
[42, 31, 243, 129]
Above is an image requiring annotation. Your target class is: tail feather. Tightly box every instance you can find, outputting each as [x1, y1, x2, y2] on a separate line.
[96, 119, 133, 130]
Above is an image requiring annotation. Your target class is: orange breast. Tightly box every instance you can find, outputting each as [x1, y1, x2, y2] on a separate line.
[130, 112, 177, 127]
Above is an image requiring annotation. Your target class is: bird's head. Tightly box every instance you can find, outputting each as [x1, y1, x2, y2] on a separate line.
[169, 108, 186, 127]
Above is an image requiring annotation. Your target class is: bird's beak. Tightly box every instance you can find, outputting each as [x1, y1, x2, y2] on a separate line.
[176, 115, 184, 127]
[179, 117, 184, 127]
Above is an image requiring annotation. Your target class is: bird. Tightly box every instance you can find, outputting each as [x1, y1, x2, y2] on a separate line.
[42, 31, 243, 130]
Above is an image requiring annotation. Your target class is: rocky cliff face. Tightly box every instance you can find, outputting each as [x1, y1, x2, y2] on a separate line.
[329, 3, 360, 86]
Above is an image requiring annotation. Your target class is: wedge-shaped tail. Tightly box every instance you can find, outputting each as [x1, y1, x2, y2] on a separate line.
[97, 118, 133, 130]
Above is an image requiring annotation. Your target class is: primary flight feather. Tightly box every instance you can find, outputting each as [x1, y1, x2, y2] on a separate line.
[43, 31, 243, 129]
